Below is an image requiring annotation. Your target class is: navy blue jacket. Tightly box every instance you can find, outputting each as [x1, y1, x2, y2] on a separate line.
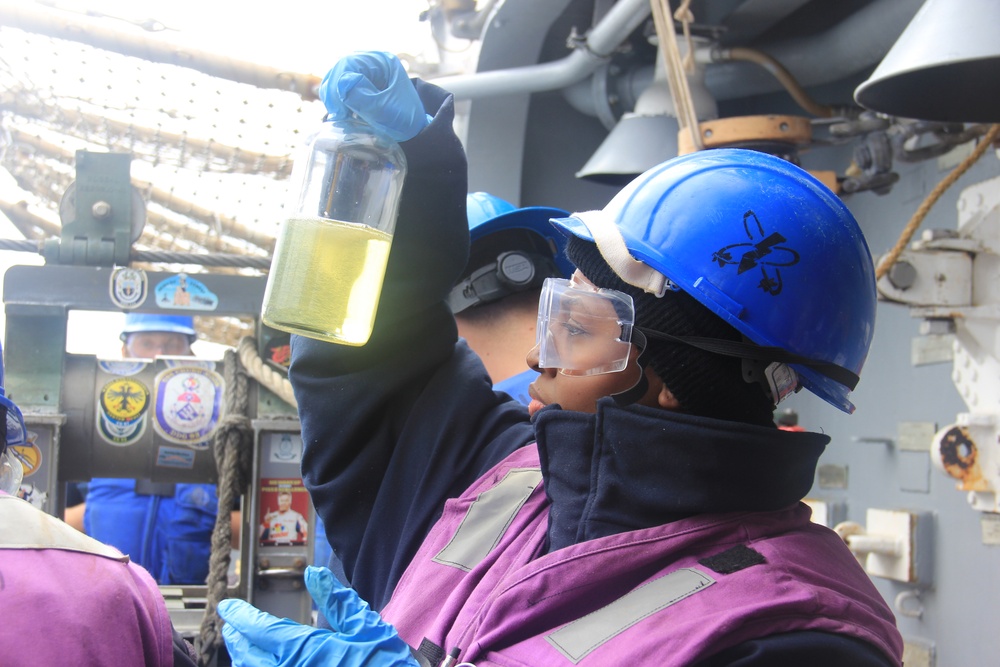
[290, 79, 897, 666]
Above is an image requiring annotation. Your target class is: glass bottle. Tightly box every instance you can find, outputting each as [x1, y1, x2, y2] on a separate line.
[261, 116, 407, 346]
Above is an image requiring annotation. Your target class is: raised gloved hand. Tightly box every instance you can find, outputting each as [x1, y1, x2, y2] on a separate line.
[319, 51, 430, 142]
[218, 566, 419, 667]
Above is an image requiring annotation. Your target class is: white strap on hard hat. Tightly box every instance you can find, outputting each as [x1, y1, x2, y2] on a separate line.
[573, 210, 670, 297]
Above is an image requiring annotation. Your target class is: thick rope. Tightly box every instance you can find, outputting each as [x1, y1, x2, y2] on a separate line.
[238, 336, 298, 409]
[876, 124, 1000, 281]
[650, 0, 703, 150]
[674, 0, 696, 72]
[196, 348, 253, 666]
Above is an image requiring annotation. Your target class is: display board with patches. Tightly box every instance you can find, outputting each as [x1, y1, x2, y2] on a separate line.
[59, 355, 226, 485]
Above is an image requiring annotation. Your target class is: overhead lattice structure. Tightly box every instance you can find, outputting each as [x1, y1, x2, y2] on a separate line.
[0, 14, 332, 346]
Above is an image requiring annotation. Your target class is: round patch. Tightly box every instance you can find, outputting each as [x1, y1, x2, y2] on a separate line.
[98, 412, 148, 446]
[109, 266, 148, 309]
[10, 433, 42, 477]
[99, 378, 150, 422]
[154, 366, 225, 448]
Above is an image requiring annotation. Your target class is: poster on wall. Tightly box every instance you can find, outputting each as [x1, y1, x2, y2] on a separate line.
[258, 477, 310, 547]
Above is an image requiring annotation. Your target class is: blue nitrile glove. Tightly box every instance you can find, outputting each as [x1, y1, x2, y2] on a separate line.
[318, 51, 431, 142]
[218, 566, 419, 667]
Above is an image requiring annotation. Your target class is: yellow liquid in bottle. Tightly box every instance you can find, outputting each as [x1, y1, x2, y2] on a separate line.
[262, 216, 392, 346]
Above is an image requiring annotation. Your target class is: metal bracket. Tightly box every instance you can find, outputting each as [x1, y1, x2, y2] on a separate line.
[44, 150, 145, 266]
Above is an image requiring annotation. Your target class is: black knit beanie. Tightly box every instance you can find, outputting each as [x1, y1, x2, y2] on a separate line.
[566, 235, 776, 426]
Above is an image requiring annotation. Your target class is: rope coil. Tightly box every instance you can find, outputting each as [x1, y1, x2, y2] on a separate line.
[194, 338, 296, 663]
[196, 348, 253, 666]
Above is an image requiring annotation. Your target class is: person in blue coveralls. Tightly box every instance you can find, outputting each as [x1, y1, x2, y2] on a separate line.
[449, 192, 572, 405]
[215, 52, 904, 667]
[79, 313, 233, 585]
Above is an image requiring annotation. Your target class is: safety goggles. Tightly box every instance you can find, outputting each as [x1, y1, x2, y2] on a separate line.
[534, 277, 635, 376]
[0, 394, 27, 447]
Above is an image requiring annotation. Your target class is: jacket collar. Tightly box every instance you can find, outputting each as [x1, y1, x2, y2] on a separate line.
[533, 398, 829, 552]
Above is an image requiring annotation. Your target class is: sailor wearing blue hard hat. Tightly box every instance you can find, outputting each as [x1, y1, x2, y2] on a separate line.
[217, 52, 900, 667]
[447, 192, 572, 405]
[120, 312, 197, 358]
[78, 312, 225, 586]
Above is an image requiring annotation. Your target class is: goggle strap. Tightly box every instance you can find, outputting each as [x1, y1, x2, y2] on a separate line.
[575, 211, 669, 297]
[612, 330, 650, 407]
[637, 328, 860, 390]
[447, 252, 559, 313]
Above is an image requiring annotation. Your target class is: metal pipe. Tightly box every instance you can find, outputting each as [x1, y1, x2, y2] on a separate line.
[717, 47, 833, 118]
[703, 0, 924, 101]
[432, 0, 922, 106]
[566, 0, 921, 109]
[430, 0, 651, 99]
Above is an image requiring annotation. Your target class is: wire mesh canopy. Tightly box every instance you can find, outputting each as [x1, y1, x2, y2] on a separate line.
[0, 10, 336, 345]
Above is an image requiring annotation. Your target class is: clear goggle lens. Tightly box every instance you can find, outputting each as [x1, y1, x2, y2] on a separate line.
[534, 277, 634, 376]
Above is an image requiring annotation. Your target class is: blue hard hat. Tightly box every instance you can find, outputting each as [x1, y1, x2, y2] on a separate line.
[466, 192, 574, 278]
[550, 149, 876, 414]
[121, 313, 197, 341]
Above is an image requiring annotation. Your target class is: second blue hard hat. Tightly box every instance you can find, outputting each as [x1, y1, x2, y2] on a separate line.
[466, 192, 573, 278]
[120, 313, 197, 341]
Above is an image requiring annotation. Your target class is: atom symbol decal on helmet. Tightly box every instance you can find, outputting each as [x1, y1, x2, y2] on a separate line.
[711, 210, 800, 295]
